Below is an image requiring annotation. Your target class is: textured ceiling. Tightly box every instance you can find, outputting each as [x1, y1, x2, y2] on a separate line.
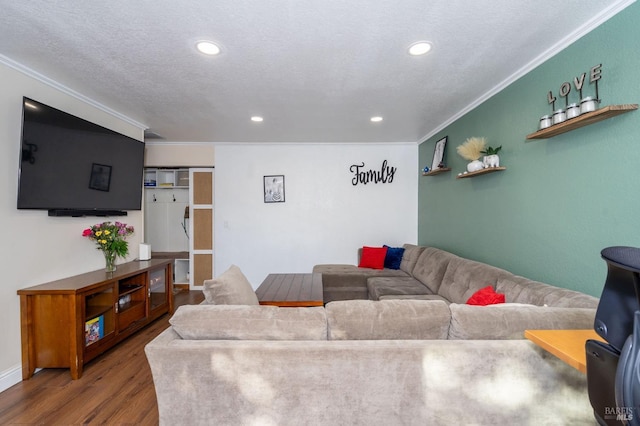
[0, 0, 632, 143]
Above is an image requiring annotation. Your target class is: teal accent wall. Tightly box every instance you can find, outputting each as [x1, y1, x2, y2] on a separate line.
[418, 3, 640, 297]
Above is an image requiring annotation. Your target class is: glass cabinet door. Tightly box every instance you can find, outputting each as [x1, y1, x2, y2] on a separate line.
[84, 284, 116, 347]
[148, 268, 167, 311]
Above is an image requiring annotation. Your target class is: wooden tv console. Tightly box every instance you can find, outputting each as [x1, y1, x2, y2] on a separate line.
[17, 259, 174, 380]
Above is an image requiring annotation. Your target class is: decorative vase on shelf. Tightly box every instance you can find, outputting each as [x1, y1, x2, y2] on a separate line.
[467, 160, 485, 172]
[483, 155, 500, 168]
[103, 250, 117, 272]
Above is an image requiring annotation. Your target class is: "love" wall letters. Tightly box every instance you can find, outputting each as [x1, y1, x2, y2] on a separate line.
[547, 64, 602, 110]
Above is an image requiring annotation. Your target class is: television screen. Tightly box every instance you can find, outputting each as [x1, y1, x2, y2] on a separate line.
[17, 97, 145, 216]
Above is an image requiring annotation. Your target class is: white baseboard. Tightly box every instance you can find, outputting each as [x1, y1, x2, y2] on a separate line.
[0, 364, 23, 393]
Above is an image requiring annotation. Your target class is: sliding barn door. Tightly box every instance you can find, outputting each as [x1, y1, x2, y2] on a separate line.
[189, 168, 214, 289]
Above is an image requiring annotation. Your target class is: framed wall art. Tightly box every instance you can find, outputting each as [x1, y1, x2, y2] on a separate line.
[89, 163, 112, 192]
[431, 136, 448, 170]
[264, 175, 285, 203]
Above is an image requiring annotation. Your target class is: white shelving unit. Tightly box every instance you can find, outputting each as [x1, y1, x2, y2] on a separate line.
[144, 168, 191, 287]
[143, 167, 214, 289]
[144, 168, 190, 188]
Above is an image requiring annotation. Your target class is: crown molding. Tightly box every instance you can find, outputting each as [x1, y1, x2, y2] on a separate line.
[418, 0, 636, 145]
[0, 53, 147, 130]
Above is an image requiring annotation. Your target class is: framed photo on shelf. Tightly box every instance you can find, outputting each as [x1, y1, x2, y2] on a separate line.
[264, 175, 285, 203]
[430, 136, 448, 170]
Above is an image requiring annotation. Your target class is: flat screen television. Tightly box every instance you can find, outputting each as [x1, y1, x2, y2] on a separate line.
[17, 97, 145, 216]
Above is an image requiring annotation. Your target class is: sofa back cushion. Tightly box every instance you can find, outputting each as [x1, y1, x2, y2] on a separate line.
[325, 299, 450, 340]
[169, 305, 328, 340]
[437, 257, 512, 304]
[448, 303, 597, 339]
[496, 275, 599, 308]
[411, 247, 459, 294]
[202, 264, 259, 305]
[399, 244, 426, 274]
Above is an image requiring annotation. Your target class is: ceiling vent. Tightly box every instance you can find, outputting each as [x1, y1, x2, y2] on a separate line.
[144, 130, 164, 141]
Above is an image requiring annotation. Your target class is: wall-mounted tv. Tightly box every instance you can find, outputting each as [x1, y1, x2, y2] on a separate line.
[17, 97, 145, 217]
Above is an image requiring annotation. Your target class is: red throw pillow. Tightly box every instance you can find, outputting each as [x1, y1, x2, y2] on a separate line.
[358, 246, 388, 270]
[466, 285, 505, 306]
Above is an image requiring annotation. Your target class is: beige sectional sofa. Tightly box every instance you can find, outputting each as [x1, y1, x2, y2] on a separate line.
[146, 302, 595, 425]
[314, 245, 598, 338]
[315, 245, 597, 307]
[145, 246, 600, 424]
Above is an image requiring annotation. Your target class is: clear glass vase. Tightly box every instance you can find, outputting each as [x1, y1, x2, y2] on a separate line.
[103, 250, 117, 272]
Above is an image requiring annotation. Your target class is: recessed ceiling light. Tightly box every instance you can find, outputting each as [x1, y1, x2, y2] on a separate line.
[408, 41, 432, 56]
[196, 40, 221, 56]
[370, 116, 383, 122]
[251, 116, 264, 122]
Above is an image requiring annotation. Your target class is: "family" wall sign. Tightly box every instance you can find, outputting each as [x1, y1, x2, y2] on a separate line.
[349, 160, 397, 186]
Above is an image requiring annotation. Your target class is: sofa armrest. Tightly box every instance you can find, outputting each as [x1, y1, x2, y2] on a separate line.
[169, 304, 328, 340]
[448, 303, 596, 340]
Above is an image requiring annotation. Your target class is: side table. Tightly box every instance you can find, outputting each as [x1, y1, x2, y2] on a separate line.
[524, 329, 604, 373]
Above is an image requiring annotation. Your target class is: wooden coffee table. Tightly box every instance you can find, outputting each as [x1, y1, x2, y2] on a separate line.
[256, 273, 323, 307]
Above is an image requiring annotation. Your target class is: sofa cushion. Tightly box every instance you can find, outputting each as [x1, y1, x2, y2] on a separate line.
[399, 244, 426, 274]
[411, 247, 460, 294]
[466, 285, 505, 306]
[326, 299, 450, 340]
[367, 276, 432, 300]
[313, 264, 407, 278]
[202, 264, 259, 305]
[313, 264, 409, 303]
[496, 275, 599, 308]
[383, 245, 405, 269]
[437, 256, 512, 304]
[169, 305, 328, 340]
[379, 294, 450, 303]
[448, 303, 597, 339]
[358, 246, 388, 269]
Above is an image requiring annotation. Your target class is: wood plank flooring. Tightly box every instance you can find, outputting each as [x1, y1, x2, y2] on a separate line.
[0, 290, 204, 425]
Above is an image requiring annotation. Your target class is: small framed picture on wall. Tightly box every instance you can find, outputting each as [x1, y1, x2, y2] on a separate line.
[264, 175, 285, 203]
[89, 163, 112, 192]
[431, 136, 448, 170]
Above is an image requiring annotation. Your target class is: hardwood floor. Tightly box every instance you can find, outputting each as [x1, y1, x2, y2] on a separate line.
[0, 290, 204, 425]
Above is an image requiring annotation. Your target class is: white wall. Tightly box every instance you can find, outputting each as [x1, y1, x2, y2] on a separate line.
[144, 143, 215, 167]
[0, 61, 144, 392]
[214, 143, 418, 287]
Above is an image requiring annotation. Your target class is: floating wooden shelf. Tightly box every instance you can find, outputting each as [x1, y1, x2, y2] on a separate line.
[526, 104, 638, 140]
[456, 167, 506, 179]
[422, 167, 451, 176]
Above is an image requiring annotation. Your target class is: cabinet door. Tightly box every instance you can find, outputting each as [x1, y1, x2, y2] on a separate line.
[116, 274, 147, 332]
[83, 283, 117, 362]
[149, 266, 168, 315]
[190, 168, 214, 288]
